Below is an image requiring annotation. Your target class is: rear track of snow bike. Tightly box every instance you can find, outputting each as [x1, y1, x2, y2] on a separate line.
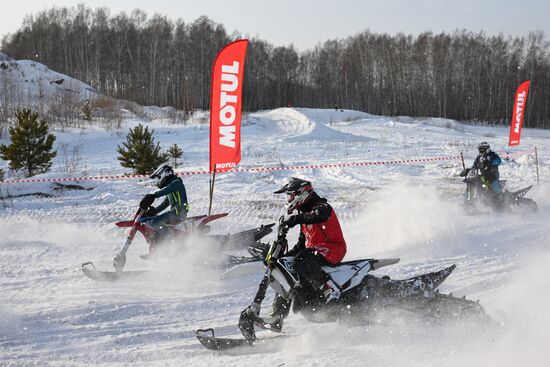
[369, 289, 489, 322]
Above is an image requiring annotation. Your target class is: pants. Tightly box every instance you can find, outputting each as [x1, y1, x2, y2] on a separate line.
[140, 211, 186, 243]
[293, 248, 331, 292]
[490, 180, 502, 194]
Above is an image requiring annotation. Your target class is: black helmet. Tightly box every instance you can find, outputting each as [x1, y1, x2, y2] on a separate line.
[478, 141, 491, 156]
[274, 177, 314, 213]
[150, 164, 175, 188]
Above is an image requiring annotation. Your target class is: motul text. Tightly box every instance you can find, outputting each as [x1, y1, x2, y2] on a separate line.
[513, 91, 526, 134]
[219, 61, 240, 148]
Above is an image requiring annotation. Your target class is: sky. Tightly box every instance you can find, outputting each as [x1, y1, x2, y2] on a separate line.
[0, 0, 549, 50]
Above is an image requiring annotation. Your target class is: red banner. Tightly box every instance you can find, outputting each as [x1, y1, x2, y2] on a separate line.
[509, 80, 530, 146]
[209, 39, 248, 172]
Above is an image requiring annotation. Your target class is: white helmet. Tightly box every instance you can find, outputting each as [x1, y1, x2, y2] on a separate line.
[478, 142, 491, 156]
[150, 165, 175, 188]
[274, 177, 315, 214]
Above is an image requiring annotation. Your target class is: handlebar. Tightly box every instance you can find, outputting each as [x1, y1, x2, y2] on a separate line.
[265, 216, 290, 264]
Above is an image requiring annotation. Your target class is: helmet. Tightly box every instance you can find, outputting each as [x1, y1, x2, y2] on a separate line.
[478, 142, 491, 156]
[274, 177, 314, 213]
[150, 164, 175, 188]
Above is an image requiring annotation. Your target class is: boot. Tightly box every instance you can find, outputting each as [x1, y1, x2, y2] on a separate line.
[321, 279, 341, 305]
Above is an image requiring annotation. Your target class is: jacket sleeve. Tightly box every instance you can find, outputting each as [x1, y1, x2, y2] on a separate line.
[155, 198, 169, 213]
[293, 202, 332, 225]
[490, 153, 502, 166]
[153, 184, 173, 199]
[286, 232, 305, 256]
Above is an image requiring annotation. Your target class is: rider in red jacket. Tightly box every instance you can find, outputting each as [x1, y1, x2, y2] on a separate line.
[245, 178, 347, 331]
[275, 177, 347, 304]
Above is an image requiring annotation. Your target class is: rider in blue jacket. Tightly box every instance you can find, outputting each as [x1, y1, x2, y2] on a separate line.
[139, 165, 188, 244]
[472, 142, 502, 195]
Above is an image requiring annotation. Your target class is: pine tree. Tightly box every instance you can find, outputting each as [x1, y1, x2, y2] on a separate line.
[0, 168, 4, 181]
[117, 124, 168, 174]
[167, 144, 184, 168]
[0, 109, 57, 177]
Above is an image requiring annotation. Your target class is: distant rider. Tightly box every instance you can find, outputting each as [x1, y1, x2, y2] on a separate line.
[471, 142, 502, 197]
[139, 165, 189, 245]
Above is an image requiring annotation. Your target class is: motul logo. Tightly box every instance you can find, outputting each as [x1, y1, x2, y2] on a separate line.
[209, 39, 247, 172]
[514, 91, 526, 134]
[219, 61, 240, 148]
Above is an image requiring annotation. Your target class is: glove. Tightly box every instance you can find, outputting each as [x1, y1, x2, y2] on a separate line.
[140, 194, 155, 210]
[244, 302, 261, 316]
[284, 214, 301, 228]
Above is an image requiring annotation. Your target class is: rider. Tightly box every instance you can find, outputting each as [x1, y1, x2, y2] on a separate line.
[139, 164, 189, 245]
[471, 142, 502, 198]
[245, 178, 347, 329]
[277, 178, 347, 303]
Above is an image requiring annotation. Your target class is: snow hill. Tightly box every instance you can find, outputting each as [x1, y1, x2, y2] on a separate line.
[0, 56, 98, 104]
[1, 107, 550, 366]
[0, 52, 13, 62]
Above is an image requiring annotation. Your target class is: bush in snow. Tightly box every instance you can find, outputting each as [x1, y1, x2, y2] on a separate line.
[0, 109, 57, 177]
[167, 144, 184, 168]
[117, 124, 168, 174]
[0, 168, 4, 181]
[83, 100, 92, 121]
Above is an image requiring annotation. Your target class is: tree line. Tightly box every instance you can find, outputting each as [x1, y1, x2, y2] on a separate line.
[0, 107, 184, 178]
[2, 5, 550, 127]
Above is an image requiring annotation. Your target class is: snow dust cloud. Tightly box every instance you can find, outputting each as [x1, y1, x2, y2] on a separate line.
[273, 248, 550, 367]
[145, 232, 232, 287]
[529, 181, 550, 208]
[344, 180, 466, 259]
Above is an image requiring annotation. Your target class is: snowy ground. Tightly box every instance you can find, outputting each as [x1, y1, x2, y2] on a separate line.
[1, 108, 549, 366]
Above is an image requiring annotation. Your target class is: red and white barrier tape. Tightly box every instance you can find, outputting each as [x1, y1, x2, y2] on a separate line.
[1, 150, 534, 184]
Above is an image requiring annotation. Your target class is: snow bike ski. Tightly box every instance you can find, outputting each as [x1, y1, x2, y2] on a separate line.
[81, 262, 151, 282]
[195, 308, 278, 350]
[82, 208, 273, 282]
[195, 216, 488, 350]
[461, 168, 537, 212]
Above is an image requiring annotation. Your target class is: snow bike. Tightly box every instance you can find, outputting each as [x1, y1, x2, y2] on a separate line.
[82, 208, 273, 281]
[195, 216, 488, 350]
[460, 168, 537, 212]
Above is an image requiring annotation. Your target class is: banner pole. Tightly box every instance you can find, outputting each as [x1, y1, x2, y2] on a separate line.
[535, 146, 540, 184]
[460, 151, 466, 170]
[208, 164, 217, 215]
[208, 176, 212, 211]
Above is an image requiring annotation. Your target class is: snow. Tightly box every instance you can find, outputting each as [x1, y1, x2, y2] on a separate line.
[1, 107, 550, 366]
[0, 52, 13, 62]
[0, 57, 98, 105]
